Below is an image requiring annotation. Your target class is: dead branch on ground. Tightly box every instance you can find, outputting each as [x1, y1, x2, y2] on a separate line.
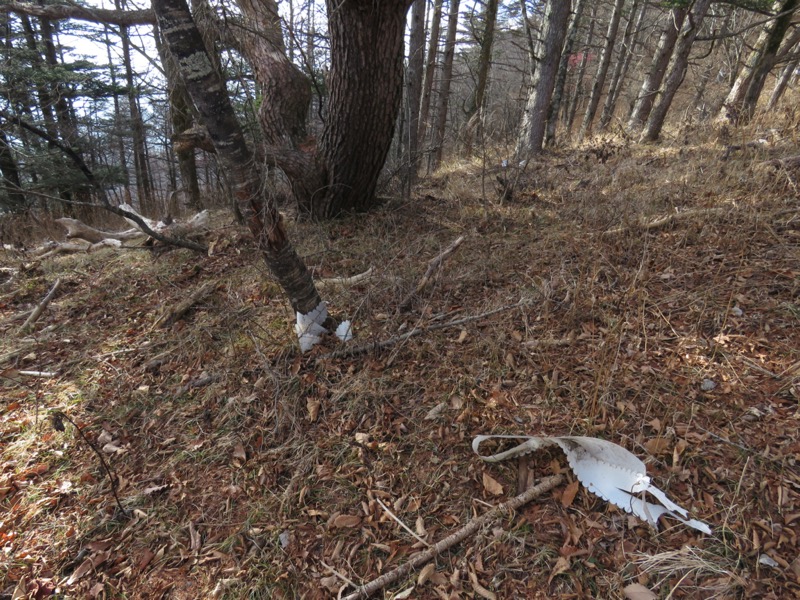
[153, 281, 216, 328]
[340, 474, 564, 599]
[602, 207, 729, 237]
[317, 267, 375, 288]
[400, 235, 465, 311]
[55, 218, 145, 244]
[19, 278, 61, 335]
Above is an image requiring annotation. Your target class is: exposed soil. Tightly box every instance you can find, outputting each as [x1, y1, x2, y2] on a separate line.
[1, 120, 799, 599]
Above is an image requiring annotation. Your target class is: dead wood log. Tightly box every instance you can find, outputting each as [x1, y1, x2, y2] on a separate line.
[601, 207, 729, 237]
[55, 218, 144, 244]
[19, 278, 61, 335]
[340, 474, 564, 599]
[153, 281, 216, 328]
[317, 267, 375, 288]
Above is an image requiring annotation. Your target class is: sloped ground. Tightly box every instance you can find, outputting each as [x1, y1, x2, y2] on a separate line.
[1, 118, 799, 599]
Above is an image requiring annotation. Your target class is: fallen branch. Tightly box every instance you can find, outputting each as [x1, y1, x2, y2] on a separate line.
[341, 474, 564, 600]
[602, 207, 729, 237]
[400, 235, 465, 311]
[153, 281, 216, 328]
[19, 278, 61, 335]
[318, 299, 533, 361]
[55, 218, 145, 244]
[317, 267, 374, 288]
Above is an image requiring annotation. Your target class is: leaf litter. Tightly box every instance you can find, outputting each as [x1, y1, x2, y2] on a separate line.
[1, 120, 800, 598]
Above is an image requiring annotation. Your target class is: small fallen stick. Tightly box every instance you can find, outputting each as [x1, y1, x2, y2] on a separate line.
[340, 474, 563, 600]
[317, 267, 375, 288]
[19, 278, 61, 335]
[400, 235, 465, 311]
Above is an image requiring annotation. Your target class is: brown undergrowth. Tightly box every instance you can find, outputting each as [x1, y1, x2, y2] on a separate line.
[1, 117, 799, 599]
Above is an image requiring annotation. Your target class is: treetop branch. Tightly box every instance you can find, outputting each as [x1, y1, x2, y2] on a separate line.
[1, 1, 156, 26]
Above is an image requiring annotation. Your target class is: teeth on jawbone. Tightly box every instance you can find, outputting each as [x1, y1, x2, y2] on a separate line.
[473, 434, 711, 535]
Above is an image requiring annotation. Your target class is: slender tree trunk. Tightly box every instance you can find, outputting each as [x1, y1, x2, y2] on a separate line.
[153, 0, 321, 315]
[767, 53, 800, 109]
[418, 0, 443, 154]
[406, 0, 426, 179]
[116, 0, 154, 214]
[463, 0, 499, 154]
[518, 0, 537, 71]
[578, 0, 625, 141]
[566, 4, 596, 132]
[641, 0, 713, 142]
[545, 0, 586, 147]
[740, 0, 800, 120]
[599, 0, 646, 131]
[516, 0, 570, 158]
[430, 0, 461, 170]
[0, 130, 26, 211]
[627, 5, 688, 132]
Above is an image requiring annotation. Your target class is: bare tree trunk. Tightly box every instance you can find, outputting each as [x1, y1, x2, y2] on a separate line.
[740, 0, 800, 120]
[406, 0, 426, 179]
[463, 0, 499, 154]
[517, 0, 537, 70]
[578, 0, 625, 141]
[627, 5, 688, 133]
[767, 52, 800, 109]
[641, 0, 713, 142]
[545, 0, 586, 147]
[0, 130, 26, 211]
[599, 0, 646, 131]
[431, 0, 461, 170]
[566, 4, 596, 132]
[117, 0, 154, 215]
[515, 0, 570, 158]
[418, 0, 443, 155]
[153, 0, 321, 315]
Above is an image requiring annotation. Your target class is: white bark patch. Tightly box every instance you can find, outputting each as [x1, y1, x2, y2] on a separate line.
[295, 302, 328, 352]
[179, 51, 215, 81]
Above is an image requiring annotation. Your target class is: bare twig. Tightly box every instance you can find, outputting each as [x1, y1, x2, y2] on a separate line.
[341, 474, 564, 599]
[317, 267, 375, 288]
[400, 235, 465, 311]
[318, 298, 533, 361]
[153, 281, 216, 328]
[19, 278, 61, 335]
[374, 498, 431, 548]
[601, 207, 729, 237]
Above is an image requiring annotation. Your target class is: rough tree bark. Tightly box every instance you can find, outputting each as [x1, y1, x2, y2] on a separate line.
[515, 0, 570, 158]
[418, 0, 443, 156]
[566, 3, 596, 132]
[431, 0, 461, 171]
[641, 0, 713, 142]
[463, 0, 499, 154]
[628, 5, 688, 133]
[599, 0, 646, 131]
[767, 52, 800, 109]
[153, 0, 321, 315]
[578, 0, 625, 141]
[545, 0, 586, 147]
[406, 0, 426, 180]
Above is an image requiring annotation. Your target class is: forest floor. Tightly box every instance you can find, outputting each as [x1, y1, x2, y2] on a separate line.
[1, 115, 800, 600]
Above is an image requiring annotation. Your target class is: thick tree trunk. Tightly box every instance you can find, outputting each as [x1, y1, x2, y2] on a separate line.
[515, 0, 570, 158]
[545, 0, 586, 147]
[153, 0, 321, 315]
[641, 0, 713, 142]
[463, 0, 499, 154]
[431, 0, 461, 171]
[599, 0, 646, 131]
[578, 0, 625, 141]
[628, 5, 688, 133]
[418, 0, 443, 155]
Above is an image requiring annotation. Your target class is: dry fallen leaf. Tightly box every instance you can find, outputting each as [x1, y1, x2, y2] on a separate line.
[548, 556, 570, 584]
[623, 583, 657, 600]
[643, 437, 671, 455]
[331, 514, 361, 528]
[417, 563, 435, 585]
[561, 479, 580, 508]
[469, 570, 497, 600]
[306, 397, 320, 422]
[232, 442, 247, 462]
[482, 472, 504, 496]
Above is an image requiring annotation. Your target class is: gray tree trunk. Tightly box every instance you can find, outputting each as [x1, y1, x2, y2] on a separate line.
[515, 0, 571, 158]
[418, 0, 443, 156]
[627, 5, 688, 132]
[463, 0, 499, 154]
[767, 52, 800, 109]
[431, 0, 461, 170]
[545, 0, 586, 147]
[566, 3, 596, 131]
[153, 0, 321, 315]
[578, 0, 626, 141]
[406, 0, 426, 179]
[641, 0, 713, 142]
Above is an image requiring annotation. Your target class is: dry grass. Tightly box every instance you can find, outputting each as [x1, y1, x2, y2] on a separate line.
[1, 109, 799, 599]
